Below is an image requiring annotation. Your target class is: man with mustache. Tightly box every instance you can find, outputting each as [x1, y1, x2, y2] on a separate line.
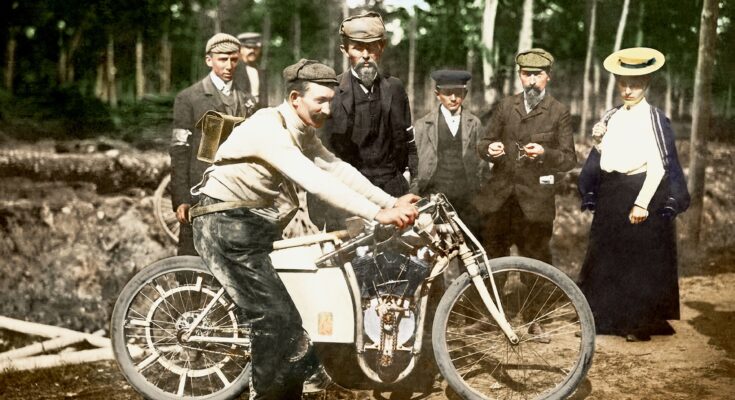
[234, 32, 268, 110]
[476, 49, 576, 340]
[170, 33, 256, 256]
[311, 11, 417, 230]
[190, 59, 419, 399]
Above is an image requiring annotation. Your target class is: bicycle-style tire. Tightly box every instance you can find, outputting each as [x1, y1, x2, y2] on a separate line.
[111, 256, 251, 400]
[432, 256, 595, 400]
[153, 173, 180, 244]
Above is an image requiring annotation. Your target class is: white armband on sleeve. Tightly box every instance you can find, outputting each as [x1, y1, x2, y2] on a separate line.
[171, 129, 191, 146]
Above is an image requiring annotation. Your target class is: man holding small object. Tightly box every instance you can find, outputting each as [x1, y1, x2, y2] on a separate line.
[477, 48, 576, 268]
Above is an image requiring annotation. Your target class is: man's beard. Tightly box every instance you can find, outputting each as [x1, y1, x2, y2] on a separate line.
[355, 61, 379, 88]
[524, 85, 543, 109]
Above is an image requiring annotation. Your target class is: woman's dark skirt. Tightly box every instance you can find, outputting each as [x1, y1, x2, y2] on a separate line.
[579, 171, 680, 335]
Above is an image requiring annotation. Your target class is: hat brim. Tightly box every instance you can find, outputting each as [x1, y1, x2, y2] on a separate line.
[436, 84, 468, 89]
[342, 36, 384, 43]
[603, 48, 665, 76]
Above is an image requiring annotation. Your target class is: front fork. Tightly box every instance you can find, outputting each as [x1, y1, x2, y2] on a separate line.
[452, 216, 520, 345]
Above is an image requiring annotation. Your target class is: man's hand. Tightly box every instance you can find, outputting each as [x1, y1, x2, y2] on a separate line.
[176, 203, 191, 224]
[395, 193, 420, 208]
[523, 143, 545, 159]
[487, 142, 505, 158]
[375, 205, 418, 229]
[629, 205, 648, 224]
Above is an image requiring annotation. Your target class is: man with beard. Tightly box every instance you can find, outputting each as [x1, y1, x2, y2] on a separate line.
[476, 49, 576, 339]
[234, 32, 268, 109]
[311, 11, 417, 230]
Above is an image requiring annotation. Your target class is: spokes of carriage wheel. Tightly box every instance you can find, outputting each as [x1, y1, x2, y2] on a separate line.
[121, 269, 251, 397]
[154, 173, 180, 243]
[444, 270, 583, 399]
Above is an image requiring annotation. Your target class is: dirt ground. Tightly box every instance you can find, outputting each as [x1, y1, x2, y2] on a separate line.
[1, 139, 734, 399]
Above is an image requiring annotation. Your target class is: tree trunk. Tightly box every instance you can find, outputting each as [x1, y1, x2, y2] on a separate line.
[635, 0, 645, 47]
[4, 29, 17, 93]
[328, 1, 338, 69]
[481, 0, 499, 105]
[593, 60, 601, 116]
[159, 30, 172, 94]
[727, 83, 732, 119]
[605, 0, 631, 110]
[513, 0, 534, 94]
[665, 69, 673, 117]
[686, 0, 719, 247]
[106, 34, 117, 108]
[135, 31, 145, 101]
[407, 8, 417, 108]
[58, 28, 68, 85]
[341, 1, 350, 74]
[580, 0, 598, 139]
[261, 10, 271, 71]
[292, 11, 301, 61]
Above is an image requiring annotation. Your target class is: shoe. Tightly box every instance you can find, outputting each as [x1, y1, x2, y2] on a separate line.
[527, 322, 551, 343]
[625, 332, 651, 342]
[302, 365, 333, 393]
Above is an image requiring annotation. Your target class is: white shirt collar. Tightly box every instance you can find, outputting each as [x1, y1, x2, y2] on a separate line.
[209, 72, 233, 95]
[439, 105, 462, 136]
[622, 97, 650, 113]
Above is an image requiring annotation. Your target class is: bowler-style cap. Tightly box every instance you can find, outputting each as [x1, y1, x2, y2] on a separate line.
[603, 47, 665, 76]
[516, 48, 554, 71]
[206, 33, 240, 55]
[237, 32, 262, 47]
[340, 12, 386, 43]
[282, 59, 338, 85]
[431, 70, 472, 89]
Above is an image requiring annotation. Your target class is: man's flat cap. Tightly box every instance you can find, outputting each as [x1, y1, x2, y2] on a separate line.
[206, 33, 240, 55]
[431, 69, 472, 89]
[516, 48, 554, 71]
[340, 12, 386, 42]
[282, 59, 338, 85]
[237, 32, 262, 47]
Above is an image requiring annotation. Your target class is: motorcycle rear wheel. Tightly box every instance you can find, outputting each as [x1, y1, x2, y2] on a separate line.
[432, 256, 595, 400]
[111, 256, 251, 400]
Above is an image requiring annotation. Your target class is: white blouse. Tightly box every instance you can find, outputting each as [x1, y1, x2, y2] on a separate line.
[599, 98, 665, 209]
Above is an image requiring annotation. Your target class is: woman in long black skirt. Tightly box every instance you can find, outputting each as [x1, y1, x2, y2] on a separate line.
[578, 47, 690, 342]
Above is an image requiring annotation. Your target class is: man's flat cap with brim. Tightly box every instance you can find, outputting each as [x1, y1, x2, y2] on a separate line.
[604, 47, 665, 76]
[516, 48, 554, 71]
[237, 32, 262, 47]
[340, 12, 386, 42]
[206, 33, 240, 54]
[431, 70, 472, 89]
[283, 59, 338, 85]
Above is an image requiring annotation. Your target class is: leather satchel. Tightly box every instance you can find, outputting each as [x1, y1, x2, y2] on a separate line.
[195, 110, 246, 163]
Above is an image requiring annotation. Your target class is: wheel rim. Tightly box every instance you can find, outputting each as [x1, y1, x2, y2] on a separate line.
[120, 268, 250, 397]
[443, 270, 584, 399]
[154, 174, 180, 243]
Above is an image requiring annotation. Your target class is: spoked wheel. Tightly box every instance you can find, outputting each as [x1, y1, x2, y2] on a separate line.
[433, 256, 595, 400]
[154, 173, 180, 243]
[111, 256, 251, 400]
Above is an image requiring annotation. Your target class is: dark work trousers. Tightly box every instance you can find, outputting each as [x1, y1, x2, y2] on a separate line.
[177, 222, 198, 256]
[481, 194, 554, 320]
[192, 195, 317, 399]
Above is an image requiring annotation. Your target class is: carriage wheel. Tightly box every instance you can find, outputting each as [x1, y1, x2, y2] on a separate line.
[154, 173, 179, 243]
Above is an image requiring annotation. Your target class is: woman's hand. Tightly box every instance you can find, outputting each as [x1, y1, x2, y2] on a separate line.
[592, 122, 607, 145]
[628, 205, 649, 224]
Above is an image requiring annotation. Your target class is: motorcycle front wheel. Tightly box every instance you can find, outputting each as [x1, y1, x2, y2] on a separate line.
[110, 256, 251, 400]
[432, 256, 595, 400]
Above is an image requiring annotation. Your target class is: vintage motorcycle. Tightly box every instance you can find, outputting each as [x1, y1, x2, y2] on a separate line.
[111, 194, 595, 400]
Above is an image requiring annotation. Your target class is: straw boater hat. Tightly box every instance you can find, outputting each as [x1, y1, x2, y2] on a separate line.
[603, 47, 665, 76]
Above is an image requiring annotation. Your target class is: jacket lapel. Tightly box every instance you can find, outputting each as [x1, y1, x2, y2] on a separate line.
[201, 76, 224, 113]
[379, 75, 392, 123]
[426, 108, 439, 153]
[460, 108, 473, 158]
[339, 72, 354, 118]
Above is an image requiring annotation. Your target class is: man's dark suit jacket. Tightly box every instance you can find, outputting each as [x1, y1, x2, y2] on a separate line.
[322, 72, 417, 185]
[477, 92, 576, 222]
[233, 64, 268, 110]
[170, 76, 253, 211]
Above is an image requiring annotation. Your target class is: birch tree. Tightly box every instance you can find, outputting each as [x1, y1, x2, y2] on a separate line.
[513, 0, 534, 94]
[580, 0, 598, 139]
[605, 0, 631, 110]
[481, 0, 499, 104]
[686, 0, 719, 246]
[135, 31, 145, 100]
